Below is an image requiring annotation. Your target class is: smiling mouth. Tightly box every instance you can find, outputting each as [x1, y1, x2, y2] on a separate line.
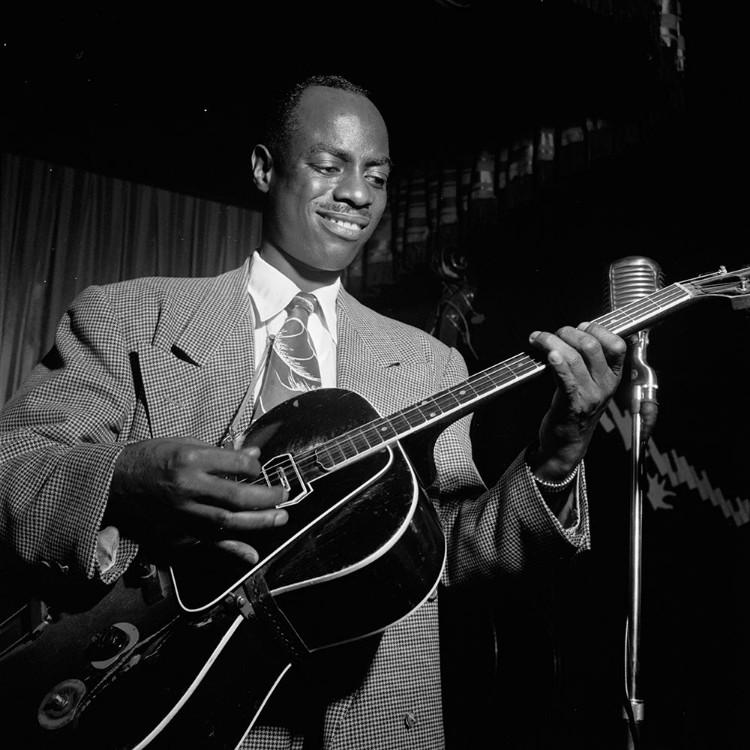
[328, 217, 363, 231]
[318, 213, 369, 239]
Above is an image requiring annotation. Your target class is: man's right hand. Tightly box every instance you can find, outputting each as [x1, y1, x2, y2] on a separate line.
[108, 437, 288, 564]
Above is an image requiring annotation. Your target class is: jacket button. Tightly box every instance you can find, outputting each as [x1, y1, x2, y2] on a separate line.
[39, 561, 69, 575]
[403, 712, 418, 730]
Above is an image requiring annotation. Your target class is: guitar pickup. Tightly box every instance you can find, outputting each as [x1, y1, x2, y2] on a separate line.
[261, 453, 309, 507]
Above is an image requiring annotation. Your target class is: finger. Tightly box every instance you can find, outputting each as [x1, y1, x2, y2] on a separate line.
[175, 500, 289, 538]
[541, 325, 619, 385]
[573, 323, 627, 388]
[195, 473, 289, 511]
[213, 539, 262, 566]
[530, 328, 595, 380]
[558, 325, 609, 379]
[191, 445, 263, 479]
[577, 321, 627, 367]
[224, 508, 289, 534]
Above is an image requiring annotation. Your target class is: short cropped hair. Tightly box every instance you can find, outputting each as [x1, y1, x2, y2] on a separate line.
[262, 75, 372, 165]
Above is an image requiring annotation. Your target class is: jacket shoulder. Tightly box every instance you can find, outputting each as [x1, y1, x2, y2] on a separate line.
[73, 265, 250, 349]
[340, 289, 454, 363]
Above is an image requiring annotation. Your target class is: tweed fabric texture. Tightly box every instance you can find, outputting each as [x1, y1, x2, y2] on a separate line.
[0, 261, 591, 749]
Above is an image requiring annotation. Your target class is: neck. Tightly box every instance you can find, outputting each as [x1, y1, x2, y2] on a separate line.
[258, 245, 342, 292]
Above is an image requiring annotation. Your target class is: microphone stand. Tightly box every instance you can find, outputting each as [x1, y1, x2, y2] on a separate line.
[624, 329, 658, 749]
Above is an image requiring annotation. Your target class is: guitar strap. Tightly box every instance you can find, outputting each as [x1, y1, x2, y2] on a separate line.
[221, 336, 274, 450]
[242, 573, 310, 663]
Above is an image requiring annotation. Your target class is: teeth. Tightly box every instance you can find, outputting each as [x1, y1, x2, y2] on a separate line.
[328, 217, 361, 231]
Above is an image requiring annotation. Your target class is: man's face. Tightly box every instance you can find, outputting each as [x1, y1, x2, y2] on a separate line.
[258, 86, 391, 276]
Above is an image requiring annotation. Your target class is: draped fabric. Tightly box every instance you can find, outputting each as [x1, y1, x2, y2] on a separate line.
[2, 0, 683, 403]
[0, 153, 262, 405]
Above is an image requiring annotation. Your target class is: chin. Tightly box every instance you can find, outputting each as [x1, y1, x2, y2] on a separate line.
[311, 245, 364, 273]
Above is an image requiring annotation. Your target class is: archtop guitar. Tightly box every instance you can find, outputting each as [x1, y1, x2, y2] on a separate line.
[0, 264, 748, 749]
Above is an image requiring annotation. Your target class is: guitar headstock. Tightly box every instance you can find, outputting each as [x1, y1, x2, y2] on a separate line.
[684, 265, 750, 309]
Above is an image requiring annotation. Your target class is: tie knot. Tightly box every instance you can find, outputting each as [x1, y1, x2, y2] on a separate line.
[288, 292, 318, 316]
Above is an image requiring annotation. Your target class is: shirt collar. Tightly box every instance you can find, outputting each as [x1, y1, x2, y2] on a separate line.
[247, 252, 340, 341]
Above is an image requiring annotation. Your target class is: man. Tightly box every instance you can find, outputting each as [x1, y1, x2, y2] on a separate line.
[0, 75, 626, 748]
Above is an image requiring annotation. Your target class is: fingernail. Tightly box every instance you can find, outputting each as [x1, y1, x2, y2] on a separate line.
[578, 321, 590, 330]
[529, 331, 540, 342]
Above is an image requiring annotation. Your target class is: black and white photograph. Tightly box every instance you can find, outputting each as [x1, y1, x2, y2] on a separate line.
[1, 3, 748, 748]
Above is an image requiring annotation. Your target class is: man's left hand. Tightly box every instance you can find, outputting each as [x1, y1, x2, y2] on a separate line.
[527, 321, 627, 482]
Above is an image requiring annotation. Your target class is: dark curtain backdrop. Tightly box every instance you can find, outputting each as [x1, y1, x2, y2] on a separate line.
[0, 98, 646, 407]
[0, 153, 262, 405]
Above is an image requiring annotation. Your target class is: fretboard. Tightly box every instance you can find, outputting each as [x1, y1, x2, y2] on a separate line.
[312, 279, 697, 472]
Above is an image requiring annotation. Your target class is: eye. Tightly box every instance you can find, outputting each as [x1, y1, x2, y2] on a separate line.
[311, 163, 340, 176]
[367, 172, 389, 189]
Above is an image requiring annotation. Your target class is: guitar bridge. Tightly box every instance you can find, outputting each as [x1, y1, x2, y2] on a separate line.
[261, 453, 308, 507]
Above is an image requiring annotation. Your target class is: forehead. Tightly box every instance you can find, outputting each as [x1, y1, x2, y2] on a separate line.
[290, 86, 390, 162]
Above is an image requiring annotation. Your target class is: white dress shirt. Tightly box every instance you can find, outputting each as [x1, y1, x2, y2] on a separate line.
[247, 252, 339, 393]
[246, 252, 580, 531]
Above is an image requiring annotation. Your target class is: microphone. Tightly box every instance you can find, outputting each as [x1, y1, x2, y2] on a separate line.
[606, 256, 664, 443]
[606, 255, 665, 313]
[607, 257, 665, 735]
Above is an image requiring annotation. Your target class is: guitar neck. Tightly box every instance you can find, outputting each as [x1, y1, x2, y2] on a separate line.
[312, 279, 698, 472]
[594, 279, 696, 338]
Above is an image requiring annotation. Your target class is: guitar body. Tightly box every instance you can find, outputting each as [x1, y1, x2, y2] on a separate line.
[171, 389, 447, 647]
[2, 263, 749, 748]
[0, 389, 446, 749]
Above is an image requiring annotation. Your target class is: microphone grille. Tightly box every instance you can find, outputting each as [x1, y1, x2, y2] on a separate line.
[606, 256, 665, 312]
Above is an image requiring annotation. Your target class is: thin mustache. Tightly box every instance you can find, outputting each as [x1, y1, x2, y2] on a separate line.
[317, 204, 372, 221]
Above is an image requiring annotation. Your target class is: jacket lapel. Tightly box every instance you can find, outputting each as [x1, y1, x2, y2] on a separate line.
[136, 261, 256, 443]
[336, 290, 432, 419]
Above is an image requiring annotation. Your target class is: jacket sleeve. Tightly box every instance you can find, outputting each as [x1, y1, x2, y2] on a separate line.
[428, 346, 591, 587]
[0, 285, 140, 584]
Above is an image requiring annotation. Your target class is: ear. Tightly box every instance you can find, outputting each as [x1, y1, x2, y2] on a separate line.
[251, 144, 274, 194]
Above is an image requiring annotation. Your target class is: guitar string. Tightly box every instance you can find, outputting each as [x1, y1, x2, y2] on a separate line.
[233, 281, 695, 491]
[232, 273, 747, 496]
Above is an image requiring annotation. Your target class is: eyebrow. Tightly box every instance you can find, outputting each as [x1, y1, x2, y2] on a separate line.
[306, 141, 393, 170]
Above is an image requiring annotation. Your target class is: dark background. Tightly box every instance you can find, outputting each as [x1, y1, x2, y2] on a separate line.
[2, 2, 749, 748]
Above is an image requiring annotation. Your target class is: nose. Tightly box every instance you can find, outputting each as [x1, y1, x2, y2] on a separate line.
[333, 168, 374, 208]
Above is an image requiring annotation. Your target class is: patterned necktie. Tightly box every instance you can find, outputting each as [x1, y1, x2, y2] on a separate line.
[253, 292, 322, 420]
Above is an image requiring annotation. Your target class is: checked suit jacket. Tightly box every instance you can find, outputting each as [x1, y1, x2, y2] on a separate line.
[0, 259, 590, 749]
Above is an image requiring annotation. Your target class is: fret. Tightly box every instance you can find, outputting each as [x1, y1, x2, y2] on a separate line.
[509, 355, 538, 374]
[400, 404, 428, 428]
[360, 423, 386, 449]
[478, 369, 511, 391]
[452, 382, 481, 404]
[467, 371, 499, 395]
[433, 389, 463, 412]
[466, 358, 543, 400]
[376, 418, 401, 441]
[610, 301, 659, 325]
[596, 284, 693, 335]
[349, 430, 373, 453]
[314, 442, 343, 470]
[295, 266, 750, 481]
[413, 399, 445, 422]
[338, 435, 359, 460]
[492, 361, 531, 384]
